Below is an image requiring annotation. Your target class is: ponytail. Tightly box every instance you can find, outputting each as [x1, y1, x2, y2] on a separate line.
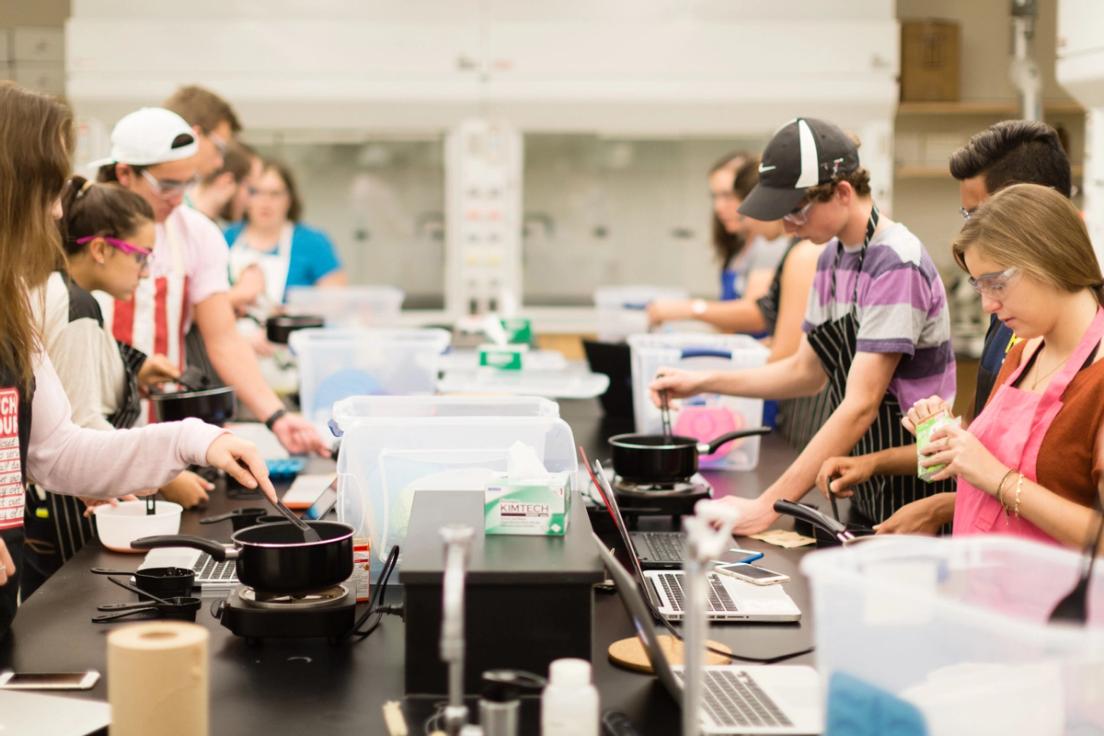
[59, 176, 154, 256]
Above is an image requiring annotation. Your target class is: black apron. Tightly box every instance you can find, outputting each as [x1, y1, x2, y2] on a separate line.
[21, 277, 146, 599]
[0, 367, 33, 640]
[804, 206, 952, 525]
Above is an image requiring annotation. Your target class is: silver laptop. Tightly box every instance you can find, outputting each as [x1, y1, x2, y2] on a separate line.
[594, 535, 822, 735]
[0, 690, 111, 736]
[139, 548, 238, 589]
[592, 461, 800, 623]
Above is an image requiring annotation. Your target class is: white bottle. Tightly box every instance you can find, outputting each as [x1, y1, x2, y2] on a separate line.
[541, 658, 600, 736]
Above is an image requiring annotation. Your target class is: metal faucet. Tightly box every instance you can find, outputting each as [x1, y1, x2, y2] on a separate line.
[441, 524, 475, 736]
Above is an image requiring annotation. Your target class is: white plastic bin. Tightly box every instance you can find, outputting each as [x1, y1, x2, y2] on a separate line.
[437, 369, 609, 399]
[628, 333, 769, 470]
[329, 395, 559, 436]
[289, 327, 450, 430]
[335, 416, 577, 570]
[285, 285, 404, 328]
[801, 536, 1104, 736]
[593, 285, 688, 341]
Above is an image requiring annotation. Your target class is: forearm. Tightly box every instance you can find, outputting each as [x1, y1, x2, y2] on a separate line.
[701, 352, 825, 400]
[869, 444, 918, 476]
[1003, 477, 1103, 551]
[762, 398, 882, 505]
[701, 300, 768, 335]
[204, 330, 284, 421]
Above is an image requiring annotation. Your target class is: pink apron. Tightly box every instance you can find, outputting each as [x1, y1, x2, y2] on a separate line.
[953, 308, 1104, 541]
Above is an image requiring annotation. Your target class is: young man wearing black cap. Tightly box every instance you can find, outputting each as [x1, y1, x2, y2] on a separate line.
[651, 117, 955, 534]
[815, 120, 1073, 535]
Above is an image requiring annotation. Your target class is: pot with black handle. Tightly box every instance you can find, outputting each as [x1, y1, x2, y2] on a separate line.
[132, 520, 354, 595]
[608, 427, 770, 484]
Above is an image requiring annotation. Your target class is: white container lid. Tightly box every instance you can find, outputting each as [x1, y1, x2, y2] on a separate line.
[549, 658, 592, 687]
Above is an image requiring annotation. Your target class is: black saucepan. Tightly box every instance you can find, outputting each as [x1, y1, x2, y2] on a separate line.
[266, 314, 325, 345]
[132, 520, 354, 595]
[90, 566, 195, 601]
[773, 500, 876, 547]
[150, 385, 236, 425]
[200, 507, 269, 532]
[608, 427, 770, 484]
[92, 596, 201, 624]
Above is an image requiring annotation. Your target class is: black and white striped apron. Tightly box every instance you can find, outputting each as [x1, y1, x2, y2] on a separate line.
[804, 206, 953, 525]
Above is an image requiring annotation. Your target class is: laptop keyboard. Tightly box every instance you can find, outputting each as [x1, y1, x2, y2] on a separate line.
[192, 553, 238, 584]
[655, 572, 738, 613]
[675, 669, 793, 729]
[639, 532, 684, 562]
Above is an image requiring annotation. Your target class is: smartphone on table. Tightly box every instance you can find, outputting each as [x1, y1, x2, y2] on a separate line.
[0, 670, 100, 690]
[713, 563, 790, 586]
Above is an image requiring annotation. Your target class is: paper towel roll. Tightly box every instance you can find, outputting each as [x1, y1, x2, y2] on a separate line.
[108, 621, 209, 736]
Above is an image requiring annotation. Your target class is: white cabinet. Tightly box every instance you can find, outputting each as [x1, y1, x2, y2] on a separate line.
[12, 27, 64, 62]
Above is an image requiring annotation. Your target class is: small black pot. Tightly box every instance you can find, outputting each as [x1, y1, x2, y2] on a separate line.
[266, 314, 325, 345]
[133, 520, 354, 595]
[151, 386, 236, 426]
[90, 566, 195, 601]
[608, 427, 770, 484]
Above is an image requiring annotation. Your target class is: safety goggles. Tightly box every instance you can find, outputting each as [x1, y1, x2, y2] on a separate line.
[139, 168, 197, 198]
[75, 236, 152, 267]
[967, 266, 1018, 298]
[783, 200, 814, 226]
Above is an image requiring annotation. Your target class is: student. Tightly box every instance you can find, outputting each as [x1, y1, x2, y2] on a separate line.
[22, 178, 225, 595]
[190, 140, 257, 225]
[163, 84, 240, 179]
[647, 156, 788, 329]
[650, 118, 956, 534]
[224, 159, 347, 310]
[93, 107, 328, 455]
[0, 82, 276, 635]
[816, 120, 1072, 535]
[915, 184, 1104, 548]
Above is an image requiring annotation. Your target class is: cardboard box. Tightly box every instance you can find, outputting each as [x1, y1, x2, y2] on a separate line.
[901, 20, 960, 102]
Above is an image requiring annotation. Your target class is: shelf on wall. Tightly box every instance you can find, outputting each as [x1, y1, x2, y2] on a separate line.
[896, 164, 1084, 180]
[896, 100, 1085, 116]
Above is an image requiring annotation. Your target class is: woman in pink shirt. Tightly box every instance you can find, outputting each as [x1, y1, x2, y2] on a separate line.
[0, 81, 277, 637]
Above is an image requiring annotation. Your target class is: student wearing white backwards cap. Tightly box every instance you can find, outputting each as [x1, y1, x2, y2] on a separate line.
[92, 107, 329, 458]
[650, 118, 956, 535]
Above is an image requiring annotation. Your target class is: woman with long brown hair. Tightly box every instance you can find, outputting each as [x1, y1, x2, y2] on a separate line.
[0, 82, 277, 636]
[908, 183, 1104, 548]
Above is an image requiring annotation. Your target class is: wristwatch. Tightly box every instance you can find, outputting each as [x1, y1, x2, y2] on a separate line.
[264, 408, 287, 431]
[691, 298, 708, 317]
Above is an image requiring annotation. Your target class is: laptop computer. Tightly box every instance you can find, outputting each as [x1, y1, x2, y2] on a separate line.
[592, 460, 800, 623]
[0, 690, 112, 736]
[594, 535, 822, 734]
[582, 339, 635, 421]
[139, 548, 238, 589]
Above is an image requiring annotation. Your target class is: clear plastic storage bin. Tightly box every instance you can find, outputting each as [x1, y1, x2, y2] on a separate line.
[437, 369, 609, 399]
[593, 285, 687, 341]
[336, 416, 577, 570]
[285, 285, 404, 328]
[801, 536, 1104, 736]
[329, 395, 559, 437]
[289, 327, 450, 430]
[628, 333, 769, 470]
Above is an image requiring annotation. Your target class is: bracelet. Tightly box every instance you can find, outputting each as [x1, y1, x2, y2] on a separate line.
[1013, 473, 1024, 519]
[263, 408, 287, 431]
[691, 298, 708, 317]
[995, 468, 1017, 512]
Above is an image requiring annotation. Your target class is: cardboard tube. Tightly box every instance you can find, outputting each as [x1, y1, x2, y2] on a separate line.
[108, 621, 208, 736]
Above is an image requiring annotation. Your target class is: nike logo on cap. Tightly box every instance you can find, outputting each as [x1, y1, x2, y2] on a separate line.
[758, 164, 777, 173]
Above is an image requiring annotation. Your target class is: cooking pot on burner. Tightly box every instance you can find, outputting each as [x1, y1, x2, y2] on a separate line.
[608, 427, 770, 484]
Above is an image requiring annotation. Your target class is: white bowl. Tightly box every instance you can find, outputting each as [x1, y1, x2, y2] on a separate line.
[94, 500, 183, 553]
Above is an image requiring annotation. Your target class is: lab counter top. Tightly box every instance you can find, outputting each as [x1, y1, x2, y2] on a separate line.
[0, 400, 819, 735]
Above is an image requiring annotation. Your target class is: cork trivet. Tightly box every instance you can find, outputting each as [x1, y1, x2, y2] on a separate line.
[608, 634, 734, 673]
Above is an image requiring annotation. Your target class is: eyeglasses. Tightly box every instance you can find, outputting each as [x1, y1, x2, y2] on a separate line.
[783, 201, 813, 226]
[968, 266, 1018, 298]
[960, 206, 977, 220]
[710, 190, 738, 203]
[248, 187, 289, 199]
[75, 235, 152, 267]
[208, 132, 229, 156]
[139, 169, 197, 198]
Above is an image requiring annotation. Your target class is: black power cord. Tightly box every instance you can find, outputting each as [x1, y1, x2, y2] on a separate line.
[343, 544, 401, 642]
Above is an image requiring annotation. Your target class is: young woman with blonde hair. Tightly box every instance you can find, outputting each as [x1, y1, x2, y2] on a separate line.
[911, 183, 1104, 548]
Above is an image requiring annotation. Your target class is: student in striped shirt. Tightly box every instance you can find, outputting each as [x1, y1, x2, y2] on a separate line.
[650, 118, 956, 534]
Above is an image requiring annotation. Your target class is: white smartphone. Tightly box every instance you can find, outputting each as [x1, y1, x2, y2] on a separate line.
[0, 670, 100, 690]
[713, 563, 790, 586]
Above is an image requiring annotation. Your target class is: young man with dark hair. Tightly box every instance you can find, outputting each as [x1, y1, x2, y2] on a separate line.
[163, 85, 243, 178]
[816, 119, 1073, 535]
[191, 139, 258, 224]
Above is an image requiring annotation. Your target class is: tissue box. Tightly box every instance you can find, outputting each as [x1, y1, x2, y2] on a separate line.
[499, 317, 532, 345]
[484, 472, 571, 535]
[478, 343, 528, 371]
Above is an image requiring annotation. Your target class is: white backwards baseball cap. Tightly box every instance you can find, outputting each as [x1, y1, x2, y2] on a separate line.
[86, 107, 198, 170]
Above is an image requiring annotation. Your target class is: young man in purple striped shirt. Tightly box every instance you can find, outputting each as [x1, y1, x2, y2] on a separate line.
[650, 118, 956, 534]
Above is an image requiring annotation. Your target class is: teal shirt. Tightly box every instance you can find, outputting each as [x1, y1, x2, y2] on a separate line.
[223, 222, 342, 302]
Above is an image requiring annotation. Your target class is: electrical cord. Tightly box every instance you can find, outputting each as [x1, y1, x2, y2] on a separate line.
[343, 544, 401, 642]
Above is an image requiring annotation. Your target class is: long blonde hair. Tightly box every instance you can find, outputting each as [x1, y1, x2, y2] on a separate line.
[0, 82, 74, 387]
[952, 182, 1104, 306]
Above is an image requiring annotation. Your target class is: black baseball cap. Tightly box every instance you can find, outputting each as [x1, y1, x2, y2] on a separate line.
[738, 118, 860, 221]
